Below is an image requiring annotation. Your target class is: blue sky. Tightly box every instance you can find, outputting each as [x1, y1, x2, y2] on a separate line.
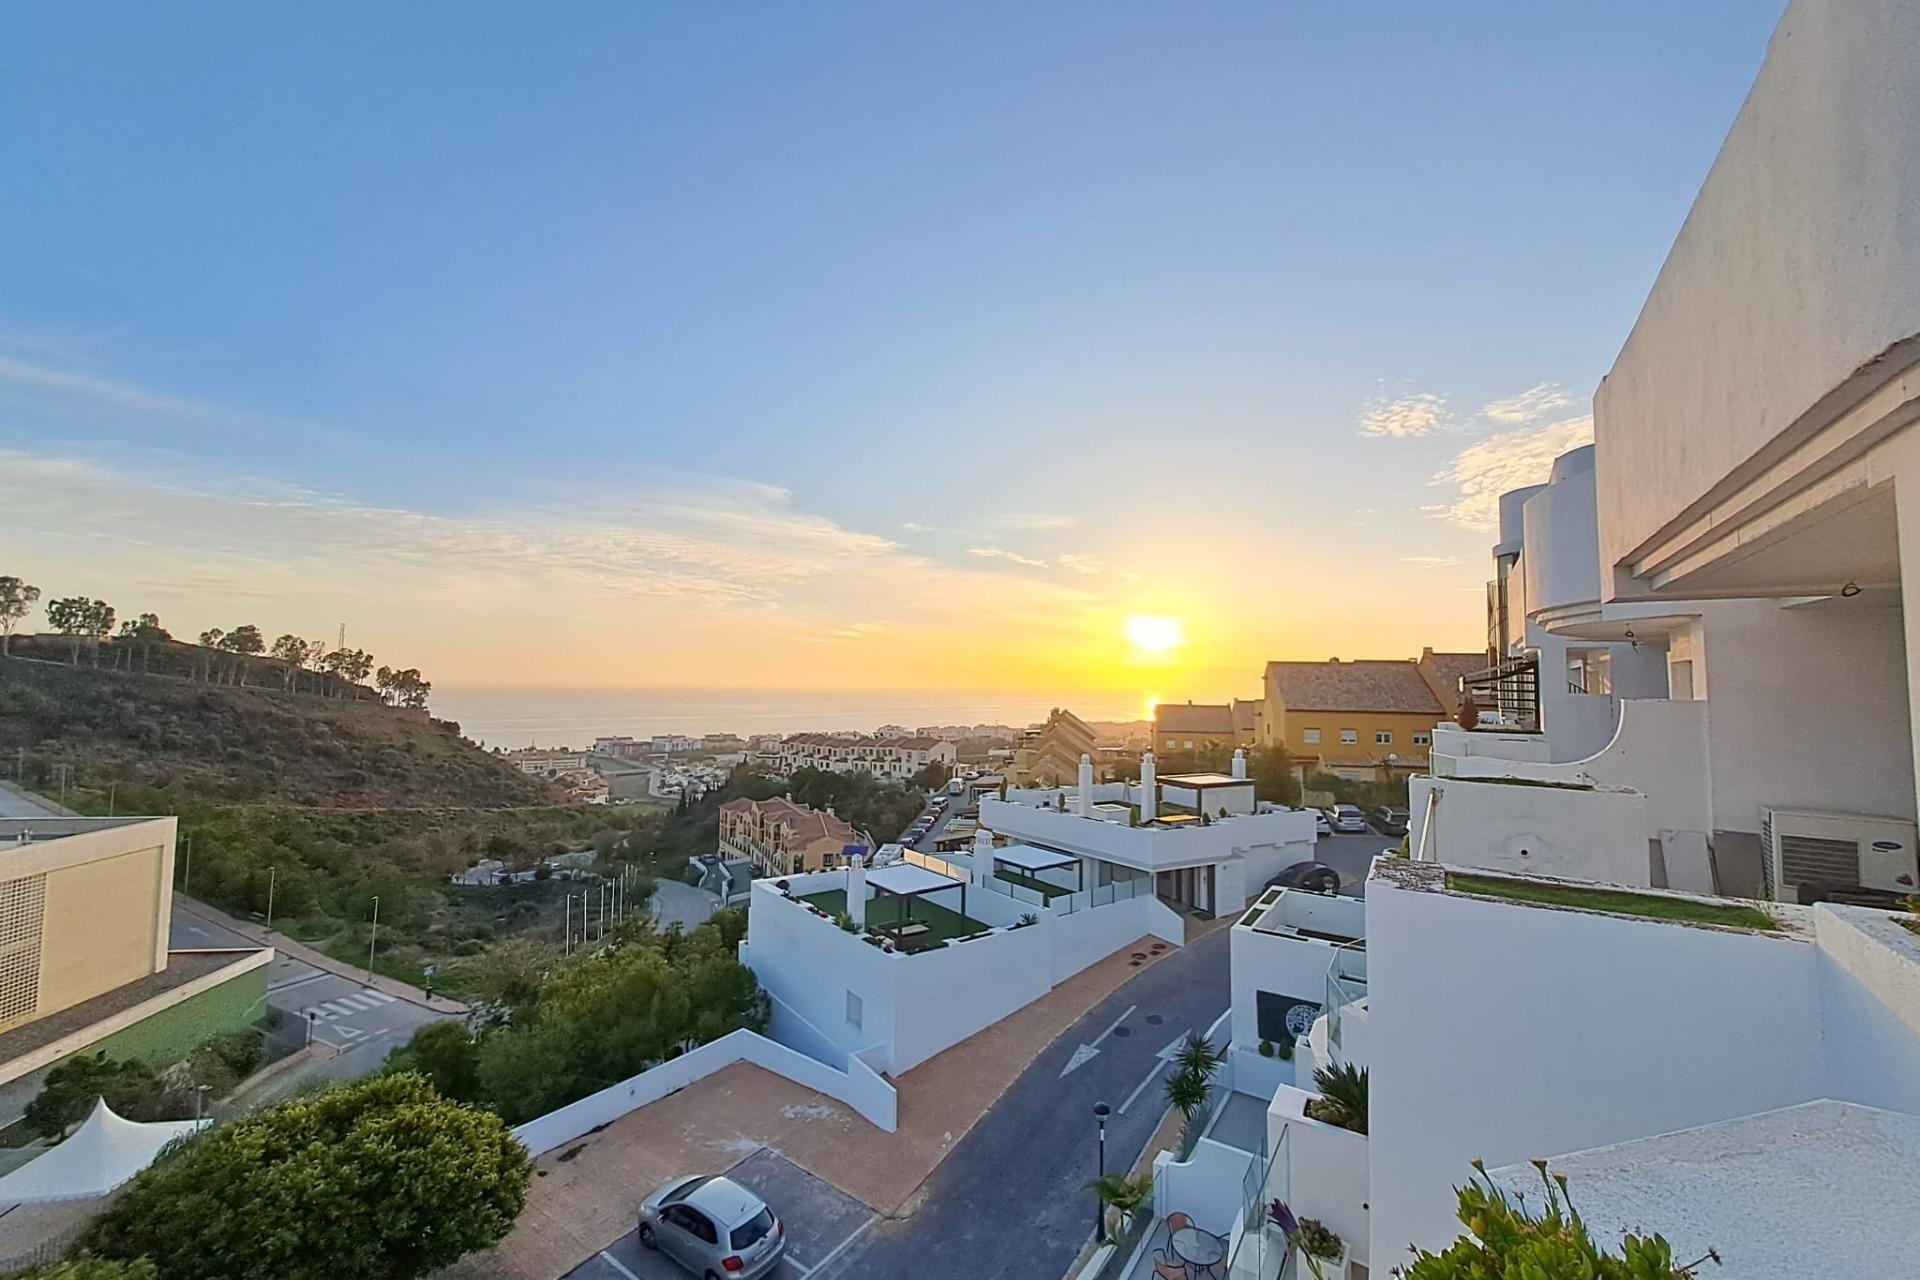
[0, 2, 1787, 702]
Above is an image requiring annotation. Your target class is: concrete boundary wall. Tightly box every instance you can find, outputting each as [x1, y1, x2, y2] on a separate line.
[513, 1027, 898, 1156]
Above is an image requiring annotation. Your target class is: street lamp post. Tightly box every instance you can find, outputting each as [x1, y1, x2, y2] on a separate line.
[366, 896, 380, 980]
[265, 866, 276, 933]
[1093, 1101, 1111, 1241]
[181, 835, 192, 893]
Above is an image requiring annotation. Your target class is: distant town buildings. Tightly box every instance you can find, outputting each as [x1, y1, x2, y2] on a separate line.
[763, 733, 957, 782]
[717, 796, 866, 876]
[505, 748, 590, 777]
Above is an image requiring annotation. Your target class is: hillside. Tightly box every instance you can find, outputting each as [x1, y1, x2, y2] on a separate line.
[0, 658, 558, 809]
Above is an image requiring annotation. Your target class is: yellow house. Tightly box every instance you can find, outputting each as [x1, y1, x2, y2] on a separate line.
[1262, 649, 1482, 780]
[1151, 702, 1236, 756]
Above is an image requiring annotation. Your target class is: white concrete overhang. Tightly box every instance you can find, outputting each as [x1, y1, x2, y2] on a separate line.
[1617, 362, 1920, 599]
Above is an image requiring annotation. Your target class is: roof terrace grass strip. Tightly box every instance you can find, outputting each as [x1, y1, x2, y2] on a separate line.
[1444, 872, 1780, 931]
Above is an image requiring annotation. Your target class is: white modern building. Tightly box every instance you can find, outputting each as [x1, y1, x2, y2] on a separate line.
[980, 750, 1316, 916]
[1095, 6, 1920, 1277]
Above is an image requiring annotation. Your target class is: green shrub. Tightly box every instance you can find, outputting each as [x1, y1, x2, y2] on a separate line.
[1404, 1160, 1719, 1278]
[8, 1258, 159, 1279]
[1303, 1062, 1367, 1134]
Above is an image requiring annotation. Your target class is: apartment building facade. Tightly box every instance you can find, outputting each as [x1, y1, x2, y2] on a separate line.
[765, 733, 956, 783]
[1007, 707, 1096, 786]
[1259, 649, 1478, 780]
[716, 797, 866, 876]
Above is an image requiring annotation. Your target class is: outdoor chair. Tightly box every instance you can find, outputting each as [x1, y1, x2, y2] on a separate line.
[1165, 1211, 1193, 1234]
[1151, 1255, 1186, 1279]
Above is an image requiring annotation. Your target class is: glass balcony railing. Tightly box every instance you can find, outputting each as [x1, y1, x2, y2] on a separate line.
[1227, 1126, 1290, 1280]
[1325, 942, 1368, 1054]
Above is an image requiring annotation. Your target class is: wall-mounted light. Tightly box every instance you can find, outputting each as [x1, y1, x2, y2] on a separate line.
[1841, 581, 1862, 598]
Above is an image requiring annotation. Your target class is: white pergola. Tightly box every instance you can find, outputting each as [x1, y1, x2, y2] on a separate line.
[865, 861, 967, 934]
[991, 842, 1083, 892]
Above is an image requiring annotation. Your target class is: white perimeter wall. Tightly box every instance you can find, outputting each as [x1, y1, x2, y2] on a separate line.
[1408, 776, 1651, 885]
[1267, 1085, 1370, 1267]
[513, 1028, 898, 1155]
[1366, 877, 1827, 1262]
[749, 875, 1183, 1077]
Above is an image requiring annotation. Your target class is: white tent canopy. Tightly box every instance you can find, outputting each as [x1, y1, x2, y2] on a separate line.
[0, 1099, 205, 1205]
[993, 843, 1080, 873]
[865, 863, 961, 897]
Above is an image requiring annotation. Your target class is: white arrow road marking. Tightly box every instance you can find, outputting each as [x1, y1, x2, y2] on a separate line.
[1059, 1003, 1137, 1078]
[1119, 1031, 1192, 1114]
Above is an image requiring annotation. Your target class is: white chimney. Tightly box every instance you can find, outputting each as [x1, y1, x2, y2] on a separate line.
[973, 826, 996, 885]
[847, 852, 867, 929]
[1077, 753, 1094, 816]
[1139, 752, 1157, 822]
[1231, 747, 1247, 780]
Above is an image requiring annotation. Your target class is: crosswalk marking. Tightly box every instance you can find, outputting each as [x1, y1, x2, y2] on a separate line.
[301, 989, 401, 1022]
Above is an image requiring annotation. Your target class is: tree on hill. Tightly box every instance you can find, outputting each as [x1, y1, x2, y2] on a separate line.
[268, 634, 310, 690]
[114, 614, 171, 673]
[375, 665, 431, 710]
[80, 1072, 531, 1280]
[11, 1260, 158, 1280]
[0, 574, 40, 657]
[46, 596, 115, 665]
[322, 646, 375, 695]
[217, 624, 265, 655]
[911, 759, 952, 792]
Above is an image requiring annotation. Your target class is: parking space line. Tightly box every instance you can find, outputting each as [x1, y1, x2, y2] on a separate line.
[803, 1213, 876, 1279]
[595, 1251, 641, 1280]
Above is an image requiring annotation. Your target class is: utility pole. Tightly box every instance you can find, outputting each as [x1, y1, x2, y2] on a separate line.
[265, 866, 277, 933]
[181, 835, 192, 893]
[107, 782, 115, 817]
[564, 894, 571, 956]
[366, 896, 380, 980]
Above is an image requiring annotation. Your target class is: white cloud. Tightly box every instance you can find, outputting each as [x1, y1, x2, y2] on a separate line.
[1399, 555, 1460, 568]
[1056, 553, 1105, 576]
[1359, 391, 1450, 439]
[1480, 383, 1575, 427]
[1428, 415, 1595, 530]
[901, 521, 933, 533]
[967, 546, 1050, 569]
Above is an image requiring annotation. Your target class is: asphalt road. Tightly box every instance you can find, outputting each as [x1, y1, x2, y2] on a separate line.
[169, 905, 451, 1103]
[650, 877, 721, 932]
[0, 780, 63, 818]
[815, 925, 1232, 1280]
[1312, 831, 1401, 898]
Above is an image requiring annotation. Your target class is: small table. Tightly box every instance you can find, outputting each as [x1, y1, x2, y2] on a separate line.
[1170, 1226, 1225, 1275]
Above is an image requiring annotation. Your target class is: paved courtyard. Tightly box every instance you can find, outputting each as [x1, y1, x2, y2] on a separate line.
[445, 930, 1191, 1279]
[560, 1149, 874, 1280]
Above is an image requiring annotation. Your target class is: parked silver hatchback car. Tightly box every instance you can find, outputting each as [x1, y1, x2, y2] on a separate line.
[638, 1174, 785, 1278]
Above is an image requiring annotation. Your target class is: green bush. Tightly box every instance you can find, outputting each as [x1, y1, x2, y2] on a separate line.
[24, 1054, 185, 1139]
[202, 1029, 265, 1079]
[1404, 1160, 1718, 1278]
[80, 1073, 530, 1280]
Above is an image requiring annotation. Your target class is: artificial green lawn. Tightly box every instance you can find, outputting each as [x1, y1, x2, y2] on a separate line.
[1445, 872, 1778, 930]
[798, 888, 991, 948]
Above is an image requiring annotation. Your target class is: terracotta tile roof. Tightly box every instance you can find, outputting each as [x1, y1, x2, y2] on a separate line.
[719, 796, 858, 847]
[1266, 659, 1445, 714]
[1154, 702, 1234, 733]
[1424, 651, 1488, 690]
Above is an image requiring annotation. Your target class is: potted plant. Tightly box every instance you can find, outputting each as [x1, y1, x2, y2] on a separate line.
[1303, 1062, 1367, 1135]
[1269, 1204, 1346, 1280]
[1084, 1171, 1152, 1242]
[1297, 1217, 1346, 1278]
[1258, 1039, 1275, 1058]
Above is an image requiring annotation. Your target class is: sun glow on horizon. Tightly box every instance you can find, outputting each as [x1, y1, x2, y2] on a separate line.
[1125, 613, 1186, 656]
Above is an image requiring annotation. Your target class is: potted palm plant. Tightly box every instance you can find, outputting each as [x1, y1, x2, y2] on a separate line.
[1084, 1171, 1152, 1242]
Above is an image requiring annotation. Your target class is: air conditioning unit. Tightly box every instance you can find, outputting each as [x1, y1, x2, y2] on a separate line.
[1759, 807, 1918, 903]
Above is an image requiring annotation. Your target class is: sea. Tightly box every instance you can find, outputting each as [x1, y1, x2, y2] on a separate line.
[430, 687, 1145, 750]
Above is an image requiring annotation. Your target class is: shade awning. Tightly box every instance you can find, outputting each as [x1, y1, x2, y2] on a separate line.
[993, 843, 1080, 873]
[0, 1098, 205, 1205]
[866, 863, 962, 897]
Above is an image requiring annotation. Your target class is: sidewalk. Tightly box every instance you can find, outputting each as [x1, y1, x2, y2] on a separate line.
[174, 896, 469, 1015]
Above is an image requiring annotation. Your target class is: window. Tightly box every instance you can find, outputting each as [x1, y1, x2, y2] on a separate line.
[1339, 729, 1358, 745]
[1412, 731, 1431, 746]
[1302, 729, 1321, 745]
[731, 1208, 775, 1251]
[1375, 730, 1393, 746]
[846, 990, 863, 1031]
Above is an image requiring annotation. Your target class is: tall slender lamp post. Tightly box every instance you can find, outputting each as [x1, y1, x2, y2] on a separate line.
[1093, 1101, 1111, 1241]
[265, 865, 277, 933]
[366, 895, 380, 980]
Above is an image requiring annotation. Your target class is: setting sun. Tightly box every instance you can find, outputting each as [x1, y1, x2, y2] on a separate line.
[1125, 614, 1186, 656]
